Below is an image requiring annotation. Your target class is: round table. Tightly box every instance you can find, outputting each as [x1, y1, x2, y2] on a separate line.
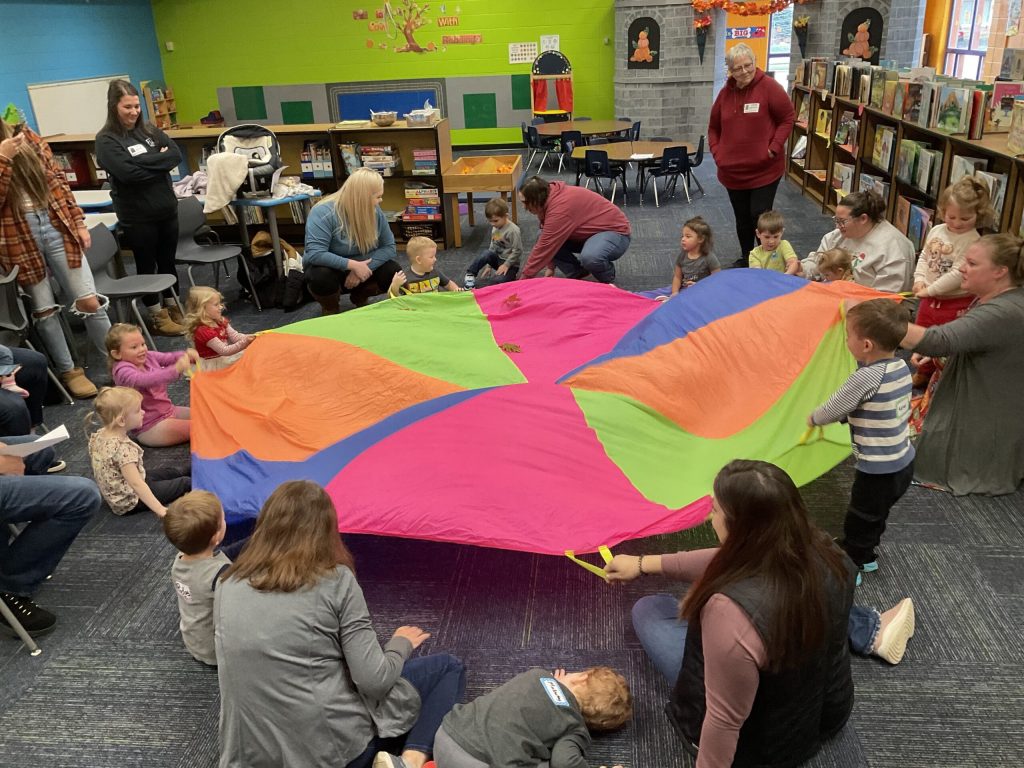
[536, 119, 633, 137]
[571, 141, 693, 205]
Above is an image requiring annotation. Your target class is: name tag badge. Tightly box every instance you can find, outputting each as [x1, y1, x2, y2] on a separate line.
[127, 143, 147, 157]
[539, 677, 571, 707]
[744, 102, 760, 114]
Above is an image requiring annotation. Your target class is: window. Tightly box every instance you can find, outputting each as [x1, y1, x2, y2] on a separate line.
[767, 4, 794, 87]
[945, 0, 994, 79]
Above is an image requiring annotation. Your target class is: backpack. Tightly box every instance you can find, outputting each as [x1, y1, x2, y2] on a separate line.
[216, 124, 282, 197]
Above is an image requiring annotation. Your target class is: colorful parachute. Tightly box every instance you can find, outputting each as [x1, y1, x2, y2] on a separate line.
[192, 270, 881, 554]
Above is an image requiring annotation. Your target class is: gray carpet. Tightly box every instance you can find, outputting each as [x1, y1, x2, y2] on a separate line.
[2, 152, 1021, 768]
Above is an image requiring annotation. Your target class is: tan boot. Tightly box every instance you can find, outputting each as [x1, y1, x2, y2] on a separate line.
[151, 308, 186, 336]
[165, 303, 185, 325]
[60, 367, 98, 399]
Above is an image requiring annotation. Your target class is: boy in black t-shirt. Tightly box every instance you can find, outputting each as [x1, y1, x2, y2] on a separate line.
[388, 236, 463, 296]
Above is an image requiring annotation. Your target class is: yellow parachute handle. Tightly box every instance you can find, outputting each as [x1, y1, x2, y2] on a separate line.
[565, 545, 614, 580]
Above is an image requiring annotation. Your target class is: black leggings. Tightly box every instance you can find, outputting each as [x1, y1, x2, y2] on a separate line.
[129, 465, 192, 514]
[727, 179, 781, 266]
[120, 214, 180, 307]
[306, 261, 401, 307]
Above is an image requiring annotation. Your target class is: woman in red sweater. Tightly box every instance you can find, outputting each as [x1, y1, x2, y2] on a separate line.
[708, 44, 795, 266]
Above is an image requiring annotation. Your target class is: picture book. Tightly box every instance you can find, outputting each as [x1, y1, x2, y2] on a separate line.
[869, 66, 888, 109]
[832, 161, 856, 196]
[918, 82, 939, 127]
[812, 60, 829, 90]
[908, 204, 934, 252]
[892, 81, 908, 120]
[895, 139, 922, 183]
[797, 98, 811, 126]
[859, 172, 890, 201]
[914, 148, 934, 194]
[902, 83, 924, 124]
[834, 112, 860, 153]
[882, 80, 899, 115]
[975, 170, 1007, 214]
[949, 154, 987, 184]
[895, 195, 912, 234]
[987, 83, 1024, 133]
[858, 73, 872, 104]
[1008, 99, 1024, 154]
[815, 108, 832, 138]
[792, 135, 808, 160]
[934, 86, 970, 134]
[871, 126, 896, 169]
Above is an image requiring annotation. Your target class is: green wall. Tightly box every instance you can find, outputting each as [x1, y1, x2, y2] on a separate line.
[151, 0, 616, 144]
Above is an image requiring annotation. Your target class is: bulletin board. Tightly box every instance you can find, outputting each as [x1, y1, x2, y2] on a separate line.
[28, 75, 128, 137]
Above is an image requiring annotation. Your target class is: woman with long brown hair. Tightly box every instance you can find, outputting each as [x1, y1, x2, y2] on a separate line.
[303, 167, 401, 313]
[0, 116, 111, 398]
[606, 460, 916, 767]
[95, 79, 185, 336]
[215, 480, 465, 768]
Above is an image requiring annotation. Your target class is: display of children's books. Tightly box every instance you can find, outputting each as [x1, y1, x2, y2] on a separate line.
[859, 172, 890, 201]
[814, 108, 832, 138]
[934, 86, 970, 134]
[975, 170, 1008, 214]
[832, 162, 855, 196]
[895, 195, 912, 234]
[1009, 100, 1024, 154]
[949, 154, 987, 183]
[989, 85, 1024, 133]
[871, 126, 896, 169]
[797, 98, 811, 126]
[902, 82, 924, 124]
[908, 204, 934, 251]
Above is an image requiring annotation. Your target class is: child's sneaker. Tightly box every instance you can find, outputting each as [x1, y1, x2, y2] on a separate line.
[373, 753, 409, 768]
[861, 561, 879, 573]
[464, 275, 476, 290]
[855, 572, 862, 587]
[872, 598, 915, 664]
[0, 591, 57, 637]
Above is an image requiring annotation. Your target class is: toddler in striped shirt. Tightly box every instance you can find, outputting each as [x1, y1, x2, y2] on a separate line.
[809, 299, 915, 583]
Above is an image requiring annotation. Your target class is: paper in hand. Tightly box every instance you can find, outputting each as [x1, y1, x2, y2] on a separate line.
[0, 425, 70, 457]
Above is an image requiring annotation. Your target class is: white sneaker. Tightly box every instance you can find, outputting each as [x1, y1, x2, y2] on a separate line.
[873, 598, 915, 664]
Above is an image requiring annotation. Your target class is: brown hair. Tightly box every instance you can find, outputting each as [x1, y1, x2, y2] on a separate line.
[405, 235, 437, 263]
[519, 176, 550, 211]
[576, 666, 633, 731]
[184, 286, 223, 342]
[104, 322, 144, 368]
[221, 480, 355, 592]
[484, 197, 509, 219]
[681, 460, 850, 672]
[756, 210, 785, 234]
[0, 120, 49, 212]
[164, 491, 224, 555]
[683, 216, 714, 258]
[101, 79, 154, 137]
[937, 176, 996, 230]
[816, 247, 853, 278]
[83, 386, 143, 433]
[838, 190, 887, 223]
[846, 298, 910, 351]
[978, 232, 1024, 286]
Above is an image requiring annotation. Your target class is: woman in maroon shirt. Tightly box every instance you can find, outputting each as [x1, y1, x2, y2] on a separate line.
[606, 460, 916, 768]
[708, 44, 795, 266]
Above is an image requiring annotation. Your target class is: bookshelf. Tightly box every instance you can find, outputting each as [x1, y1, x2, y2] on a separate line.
[141, 80, 177, 131]
[787, 84, 1024, 237]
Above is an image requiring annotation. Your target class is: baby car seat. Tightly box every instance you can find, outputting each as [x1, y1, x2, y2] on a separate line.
[216, 124, 282, 197]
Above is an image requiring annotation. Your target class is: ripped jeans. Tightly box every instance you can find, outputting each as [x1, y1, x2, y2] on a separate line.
[23, 209, 111, 372]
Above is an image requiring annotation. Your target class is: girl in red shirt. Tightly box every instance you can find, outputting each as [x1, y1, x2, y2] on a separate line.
[185, 287, 255, 372]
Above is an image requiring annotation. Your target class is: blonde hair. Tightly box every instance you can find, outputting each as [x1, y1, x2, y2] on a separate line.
[184, 286, 223, 342]
[937, 176, 996, 230]
[816, 247, 853, 279]
[83, 386, 143, 432]
[406, 236, 436, 263]
[317, 168, 384, 256]
[978, 232, 1024, 286]
[0, 120, 49, 213]
[164, 491, 224, 555]
[726, 43, 756, 69]
[104, 323, 144, 369]
[576, 666, 633, 732]
[684, 216, 714, 258]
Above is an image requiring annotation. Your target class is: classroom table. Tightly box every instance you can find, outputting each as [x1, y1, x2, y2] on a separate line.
[72, 190, 113, 211]
[228, 192, 321, 278]
[535, 120, 633, 138]
[571, 141, 691, 202]
[441, 154, 522, 248]
[84, 212, 118, 230]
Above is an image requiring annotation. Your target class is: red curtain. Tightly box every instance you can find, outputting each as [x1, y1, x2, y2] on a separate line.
[555, 78, 574, 113]
[532, 79, 548, 112]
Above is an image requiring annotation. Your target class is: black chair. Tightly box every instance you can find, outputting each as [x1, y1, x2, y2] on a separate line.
[557, 130, 584, 182]
[530, 117, 546, 125]
[583, 150, 627, 205]
[521, 122, 537, 170]
[630, 121, 642, 141]
[527, 125, 559, 172]
[685, 135, 707, 198]
[574, 116, 593, 121]
[641, 146, 687, 207]
[588, 137, 609, 145]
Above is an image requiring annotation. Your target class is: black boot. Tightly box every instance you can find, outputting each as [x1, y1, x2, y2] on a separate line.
[311, 289, 341, 316]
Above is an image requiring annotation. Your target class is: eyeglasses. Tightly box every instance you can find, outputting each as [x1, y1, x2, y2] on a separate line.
[729, 62, 755, 74]
[833, 216, 853, 227]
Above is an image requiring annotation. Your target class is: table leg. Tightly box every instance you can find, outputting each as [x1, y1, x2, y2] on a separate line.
[445, 193, 462, 248]
[467, 193, 475, 227]
[511, 192, 518, 223]
[266, 208, 284, 279]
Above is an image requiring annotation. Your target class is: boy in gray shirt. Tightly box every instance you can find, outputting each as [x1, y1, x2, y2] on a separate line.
[164, 490, 234, 666]
[434, 666, 632, 768]
[463, 197, 523, 286]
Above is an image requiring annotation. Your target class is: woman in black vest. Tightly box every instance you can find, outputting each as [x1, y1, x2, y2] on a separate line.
[606, 460, 916, 768]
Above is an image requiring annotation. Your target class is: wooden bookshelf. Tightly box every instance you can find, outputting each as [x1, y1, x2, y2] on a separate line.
[787, 84, 1024, 236]
[141, 80, 177, 130]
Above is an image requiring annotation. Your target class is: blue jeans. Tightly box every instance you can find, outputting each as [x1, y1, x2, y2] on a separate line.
[465, 251, 518, 282]
[0, 347, 47, 435]
[0, 436, 100, 595]
[552, 231, 631, 283]
[346, 652, 466, 767]
[632, 594, 882, 684]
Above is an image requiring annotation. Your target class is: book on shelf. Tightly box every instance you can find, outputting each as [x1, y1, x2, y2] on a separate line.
[795, 60, 806, 86]
[909, 66, 937, 83]
[811, 59, 829, 90]
[1009, 100, 1024, 154]
[895, 195, 912, 234]
[908, 204, 934, 252]
[895, 139, 926, 184]
[975, 170, 1008, 214]
[915, 148, 942, 197]
[871, 126, 896, 169]
[859, 172, 890, 201]
[987, 84, 1024, 133]
[933, 86, 971, 134]
[89, 152, 107, 181]
[791, 134, 808, 160]
[814, 108, 832, 138]
[833, 111, 859, 153]
[919, 82, 940, 128]
[949, 154, 987, 183]
[832, 161, 855, 196]
[806, 168, 828, 182]
[881, 79, 899, 115]
[967, 88, 990, 140]
[337, 143, 362, 174]
[858, 73, 872, 104]
[902, 83, 924, 124]
[797, 98, 811, 126]
[892, 80, 908, 119]
[870, 68, 897, 109]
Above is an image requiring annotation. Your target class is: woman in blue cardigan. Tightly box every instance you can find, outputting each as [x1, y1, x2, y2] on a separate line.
[303, 168, 401, 313]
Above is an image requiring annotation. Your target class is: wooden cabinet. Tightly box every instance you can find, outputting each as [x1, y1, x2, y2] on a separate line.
[141, 80, 177, 130]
